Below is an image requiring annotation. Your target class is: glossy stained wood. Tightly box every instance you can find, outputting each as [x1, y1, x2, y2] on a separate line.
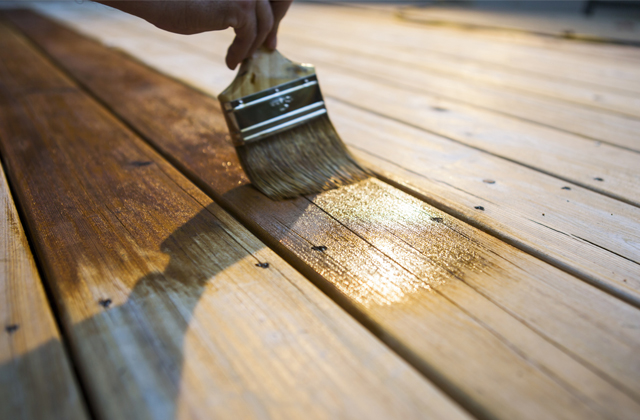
[31, 4, 640, 307]
[10, 10, 640, 420]
[0, 150, 88, 419]
[0, 21, 468, 420]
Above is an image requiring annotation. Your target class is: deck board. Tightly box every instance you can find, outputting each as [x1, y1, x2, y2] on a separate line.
[291, 5, 640, 95]
[0, 20, 466, 420]
[0, 123, 88, 420]
[283, 25, 640, 118]
[9, 9, 640, 420]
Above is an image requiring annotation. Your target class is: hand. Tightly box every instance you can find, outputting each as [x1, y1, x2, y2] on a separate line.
[98, 1, 293, 69]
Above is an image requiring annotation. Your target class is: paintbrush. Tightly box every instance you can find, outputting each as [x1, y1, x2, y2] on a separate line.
[218, 47, 369, 200]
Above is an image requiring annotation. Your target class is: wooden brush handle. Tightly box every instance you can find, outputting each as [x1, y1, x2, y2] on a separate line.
[218, 47, 315, 102]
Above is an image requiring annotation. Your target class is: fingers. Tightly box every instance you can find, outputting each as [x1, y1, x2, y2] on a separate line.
[226, 2, 256, 70]
[250, 0, 274, 54]
[226, 0, 274, 70]
[265, 0, 293, 50]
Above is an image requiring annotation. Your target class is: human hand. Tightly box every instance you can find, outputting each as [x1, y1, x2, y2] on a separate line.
[98, 1, 293, 69]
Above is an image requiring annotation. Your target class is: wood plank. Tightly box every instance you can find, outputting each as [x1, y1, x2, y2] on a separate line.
[39, 5, 640, 208]
[288, 4, 640, 95]
[11, 10, 640, 420]
[277, 26, 640, 139]
[393, 10, 640, 63]
[397, 6, 640, 46]
[282, 24, 640, 119]
[31, 5, 640, 305]
[0, 20, 467, 420]
[280, 38, 640, 152]
[0, 148, 88, 419]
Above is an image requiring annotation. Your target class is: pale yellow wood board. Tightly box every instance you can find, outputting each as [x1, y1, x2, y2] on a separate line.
[278, 36, 640, 152]
[278, 21, 640, 121]
[288, 4, 640, 95]
[398, 6, 640, 45]
[334, 1, 640, 62]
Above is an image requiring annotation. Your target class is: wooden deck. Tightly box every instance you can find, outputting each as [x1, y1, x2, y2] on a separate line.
[1, 2, 639, 419]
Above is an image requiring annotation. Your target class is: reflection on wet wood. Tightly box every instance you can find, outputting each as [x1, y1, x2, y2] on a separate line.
[330, 102, 640, 306]
[0, 21, 467, 420]
[10, 10, 640, 420]
[0, 149, 88, 419]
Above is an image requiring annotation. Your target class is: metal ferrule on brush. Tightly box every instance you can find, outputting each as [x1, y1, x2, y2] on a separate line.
[222, 75, 327, 147]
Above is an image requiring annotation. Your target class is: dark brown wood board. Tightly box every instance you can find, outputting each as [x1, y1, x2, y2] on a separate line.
[0, 131, 88, 419]
[8, 10, 640, 420]
[0, 20, 469, 420]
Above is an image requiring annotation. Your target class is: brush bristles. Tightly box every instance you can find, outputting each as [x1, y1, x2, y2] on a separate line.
[236, 115, 370, 200]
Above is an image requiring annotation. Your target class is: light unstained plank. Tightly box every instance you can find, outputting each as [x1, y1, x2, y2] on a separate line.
[397, 7, 640, 46]
[12, 11, 640, 420]
[39, 6, 640, 208]
[277, 28, 640, 143]
[323, 1, 640, 62]
[282, 23, 640, 118]
[0, 21, 467, 420]
[396, 10, 640, 63]
[288, 4, 640, 95]
[32, 7, 640, 305]
[315, 72, 640, 205]
[0, 152, 88, 420]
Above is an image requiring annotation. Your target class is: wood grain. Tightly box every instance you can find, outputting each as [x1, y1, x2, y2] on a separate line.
[160, 29, 640, 204]
[282, 24, 640, 119]
[276, 32, 640, 150]
[322, 2, 640, 63]
[0, 20, 467, 420]
[289, 4, 640, 95]
[38, 3, 640, 208]
[10, 10, 640, 420]
[31, 5, 640, 306]
[0, 139, 88, 419]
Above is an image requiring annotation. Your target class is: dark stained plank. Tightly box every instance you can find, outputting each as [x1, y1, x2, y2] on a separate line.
[0, 138, 88, 420]
[0, 20, 468, 420]
[9, 9, 640, 420]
